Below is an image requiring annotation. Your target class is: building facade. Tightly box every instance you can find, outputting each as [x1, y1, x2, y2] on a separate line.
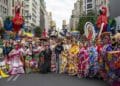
[0, 0, 9, 20]
[9, 0, 24, 17]
[82, 0, 96, 14]
[23, 0, 40, 30]
[70, 0, 83, 31]
[8, 0, 45, 30]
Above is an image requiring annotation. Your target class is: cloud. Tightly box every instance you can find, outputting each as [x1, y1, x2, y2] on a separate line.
[45, 0, 76, 29]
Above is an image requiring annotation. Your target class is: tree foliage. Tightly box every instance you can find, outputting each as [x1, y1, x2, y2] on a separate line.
[34, 26, 42, 37]
[77, 12, 97, 35]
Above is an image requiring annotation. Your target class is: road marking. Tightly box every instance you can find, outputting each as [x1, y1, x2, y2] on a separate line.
[12, 74, 20, 81]
[7, 76, 14, 82]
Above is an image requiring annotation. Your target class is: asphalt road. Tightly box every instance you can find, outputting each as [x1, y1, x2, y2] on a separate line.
[0, 73, 109, 86]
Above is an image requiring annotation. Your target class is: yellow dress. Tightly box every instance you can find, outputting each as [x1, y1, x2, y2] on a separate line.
[60, 51, 68, 73]
[0, 61, 9, 78]
[0, 69, 9, 78]
[67, 44, 79, 75]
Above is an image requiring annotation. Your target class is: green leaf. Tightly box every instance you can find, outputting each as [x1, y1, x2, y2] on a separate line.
[77, 11, 97, 35]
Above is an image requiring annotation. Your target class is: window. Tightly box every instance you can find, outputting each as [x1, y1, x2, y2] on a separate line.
[25, 4, 29, 8]
[87, 9, 92, 14]
[87, 0, 92, 3]
[87, 4, 92, 9]
[12, 0, 14, 7]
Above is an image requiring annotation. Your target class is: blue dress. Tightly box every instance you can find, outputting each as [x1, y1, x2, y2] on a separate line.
[87, 46, 98, 76]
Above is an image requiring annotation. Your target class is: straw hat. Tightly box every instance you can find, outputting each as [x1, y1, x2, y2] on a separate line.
[113, 33, 120, 39]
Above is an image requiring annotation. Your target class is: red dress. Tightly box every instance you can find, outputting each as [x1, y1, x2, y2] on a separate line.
[78, 48, 89, 77]
[12, 6, 24, 33]
[96, 6, 108, 32]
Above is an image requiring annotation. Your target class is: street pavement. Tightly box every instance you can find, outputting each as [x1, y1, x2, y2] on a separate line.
[0, 73, 109, 86]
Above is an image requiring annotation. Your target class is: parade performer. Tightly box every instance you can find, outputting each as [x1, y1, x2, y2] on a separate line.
[55, 42, 64, 73]
[100, 33, 112, 80]
[8, 42, 24, 75]
[44, 45, 52, 72]
[50, 41, 56, 72]
[32, 43, 41, 71]
[87, 42, 98, 77]
[40, 45, 52, 73]
[0, 61, 9, 78]
[95, 39, 103, 78]
[0, 69, 9, 78]
[67, 41, 79, 75]
[77, 43, 89, 78]
[12, 1, 24, 34]
[60, 49, 68, 73]
[96, 6, 108, 38]
[107, 51, 120, 86]
[25, 43, 33, 73]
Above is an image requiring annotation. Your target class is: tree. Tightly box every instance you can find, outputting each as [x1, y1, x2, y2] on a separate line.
[34, 26, 42, 37]
[77, 11, 97, 35]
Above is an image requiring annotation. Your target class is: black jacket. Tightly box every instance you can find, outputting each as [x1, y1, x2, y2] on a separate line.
[55, 44, 64, 54]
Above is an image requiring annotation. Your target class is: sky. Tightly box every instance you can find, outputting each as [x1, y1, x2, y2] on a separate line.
[45, 0, 76, 29]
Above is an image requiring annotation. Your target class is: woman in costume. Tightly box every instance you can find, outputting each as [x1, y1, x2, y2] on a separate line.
[77, 42, 89, 78]
[87, 41, 98, 77]
[100, 33, 113, 80]
[25, 43, 33, 73]
[60, 39, 71, 74]
[67, 40, 79, 75]
[95, 39, 103, 78]
[60, 49, 68, 74]
[0, 60, 9, 78]
[32, 42, 41, 71]
[50, 41, 57, 72]
[8, 42, 24, 75]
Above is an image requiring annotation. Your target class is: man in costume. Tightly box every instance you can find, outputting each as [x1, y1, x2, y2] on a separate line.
[40, 45, 52, 73]
[55, 42, 64, 73]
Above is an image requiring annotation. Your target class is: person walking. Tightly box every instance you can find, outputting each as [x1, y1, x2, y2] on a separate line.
[55, 41, 64, 73]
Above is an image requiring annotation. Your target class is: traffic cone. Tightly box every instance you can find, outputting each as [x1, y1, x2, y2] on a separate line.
[0, 69, 9, 78]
